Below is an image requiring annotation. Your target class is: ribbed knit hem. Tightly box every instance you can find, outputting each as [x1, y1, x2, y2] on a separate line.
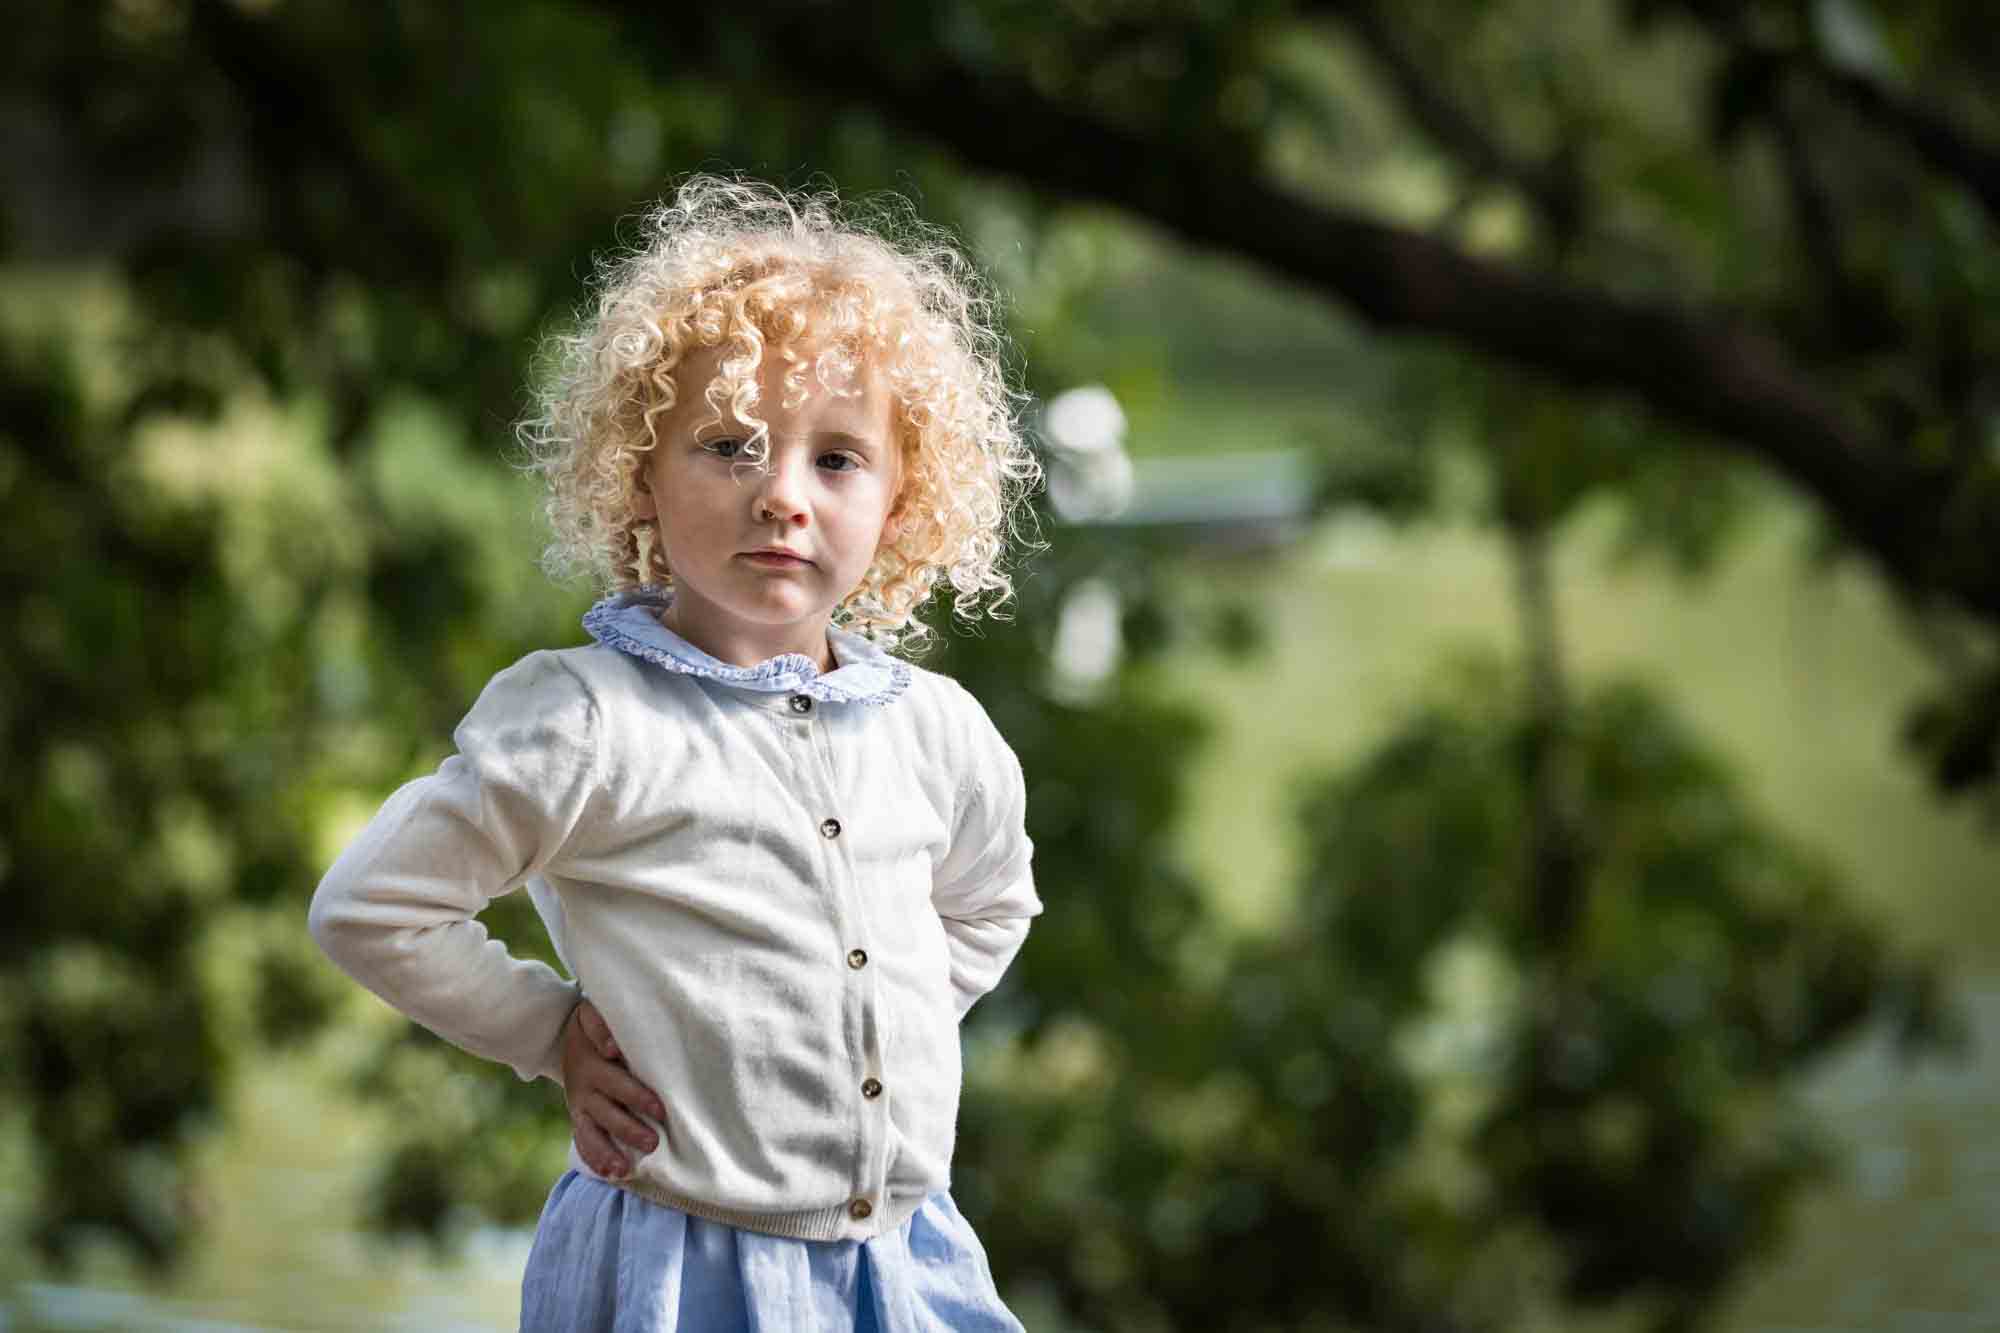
[567, 1146, 928, 1243]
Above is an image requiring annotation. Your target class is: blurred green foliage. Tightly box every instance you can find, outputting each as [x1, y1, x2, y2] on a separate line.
[960, 660, 1954, 1333]
[4, 1, 1995, 1329]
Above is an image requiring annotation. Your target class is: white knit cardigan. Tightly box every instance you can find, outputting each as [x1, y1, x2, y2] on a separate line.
[309, 593, 1041, 1242]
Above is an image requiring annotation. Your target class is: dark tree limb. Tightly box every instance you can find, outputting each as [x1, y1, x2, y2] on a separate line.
[605, 3, 2000, 627]
[128, 0, 2000, 630]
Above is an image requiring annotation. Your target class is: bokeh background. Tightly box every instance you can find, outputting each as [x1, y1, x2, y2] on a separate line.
[5, 2, 1999, 1330]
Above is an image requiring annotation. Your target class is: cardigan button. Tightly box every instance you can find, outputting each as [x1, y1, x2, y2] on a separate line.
[848, 1197, 873, 1221]
[847, 949, 868, 970]
[861, 1077, 883, 1099]
[819, 818, 842, 839]
[789, 694, 813, 715]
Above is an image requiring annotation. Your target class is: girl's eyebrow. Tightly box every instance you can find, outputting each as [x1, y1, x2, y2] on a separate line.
[813, 430, 878, 451]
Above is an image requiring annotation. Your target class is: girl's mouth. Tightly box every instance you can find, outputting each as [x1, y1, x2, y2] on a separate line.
[742, 550, 811, 567]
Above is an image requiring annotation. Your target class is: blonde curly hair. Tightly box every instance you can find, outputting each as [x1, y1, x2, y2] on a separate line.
[518, 175, 1041, 650]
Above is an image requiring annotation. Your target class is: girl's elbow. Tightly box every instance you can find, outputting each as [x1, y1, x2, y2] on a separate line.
[306, 878, 362, 964]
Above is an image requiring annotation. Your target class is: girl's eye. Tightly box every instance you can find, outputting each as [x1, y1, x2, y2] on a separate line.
[818, 452, 861, 473]
[702, 437, 744, 459]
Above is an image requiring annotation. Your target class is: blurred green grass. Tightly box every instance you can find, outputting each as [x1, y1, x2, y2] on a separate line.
[1158, 491, 2000, 971]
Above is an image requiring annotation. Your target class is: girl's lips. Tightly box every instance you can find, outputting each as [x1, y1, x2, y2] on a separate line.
[741, 550, 811, 567]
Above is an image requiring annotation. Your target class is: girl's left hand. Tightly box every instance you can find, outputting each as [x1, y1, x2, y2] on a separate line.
[560, 1000, 667, 1179]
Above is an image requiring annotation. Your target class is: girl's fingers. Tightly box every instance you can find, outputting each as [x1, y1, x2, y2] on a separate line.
[582, 1090, 660, 1156]
[600, 1065, 668, 1124]
[570, 1112, 627, 1179]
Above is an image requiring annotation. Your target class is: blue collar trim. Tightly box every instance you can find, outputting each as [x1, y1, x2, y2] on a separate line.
[581, 587, 910, 706]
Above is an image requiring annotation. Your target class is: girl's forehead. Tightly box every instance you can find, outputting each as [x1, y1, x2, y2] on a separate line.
[678, 329, 884, 376]
[687, 336, 892, 395]
[679, 340, 897, 433]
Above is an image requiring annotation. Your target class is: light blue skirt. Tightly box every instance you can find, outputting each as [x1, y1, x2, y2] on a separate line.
[519, 1171, 1024, 1332]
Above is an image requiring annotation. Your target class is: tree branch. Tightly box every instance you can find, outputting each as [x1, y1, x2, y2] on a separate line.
[616, 3, 2000, 624]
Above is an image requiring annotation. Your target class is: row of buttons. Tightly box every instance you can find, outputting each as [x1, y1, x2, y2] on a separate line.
[795, 690, 879, 1231]
[849, 943, 880, 1218]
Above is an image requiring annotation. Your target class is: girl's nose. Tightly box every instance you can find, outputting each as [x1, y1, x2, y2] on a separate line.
[751, 456, 809, 526]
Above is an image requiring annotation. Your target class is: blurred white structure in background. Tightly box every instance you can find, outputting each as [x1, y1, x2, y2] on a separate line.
[1041, 384, 1135, 521]
[1042, 383, 1319, 548]
[1040, 387, 1132, 700]
[1048, 576, 1124, 704]
[1037, 383, 1326, 699]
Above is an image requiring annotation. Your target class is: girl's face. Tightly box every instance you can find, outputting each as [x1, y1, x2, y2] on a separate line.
[636, 341, 904, 670]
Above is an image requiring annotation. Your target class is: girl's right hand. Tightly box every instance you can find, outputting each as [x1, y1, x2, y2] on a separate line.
[560, 999, 667, 1179]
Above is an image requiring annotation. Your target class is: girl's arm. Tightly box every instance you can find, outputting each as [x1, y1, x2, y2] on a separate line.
[308, 652, 601, 1083]
[931, 689, 1044, 1019]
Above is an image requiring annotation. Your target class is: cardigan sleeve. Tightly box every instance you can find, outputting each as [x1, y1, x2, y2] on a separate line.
[308, 652, 599, 1083]
[930, 685, 1042, 1020]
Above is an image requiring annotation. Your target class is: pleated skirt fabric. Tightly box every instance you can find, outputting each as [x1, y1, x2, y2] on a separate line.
[519, 1171, 1024, 1332]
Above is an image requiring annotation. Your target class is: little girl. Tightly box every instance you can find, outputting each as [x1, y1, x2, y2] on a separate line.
[309, 175, 1043, 1331]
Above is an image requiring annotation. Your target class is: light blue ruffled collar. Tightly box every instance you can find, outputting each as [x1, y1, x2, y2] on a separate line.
[581, 587, 910, 706]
